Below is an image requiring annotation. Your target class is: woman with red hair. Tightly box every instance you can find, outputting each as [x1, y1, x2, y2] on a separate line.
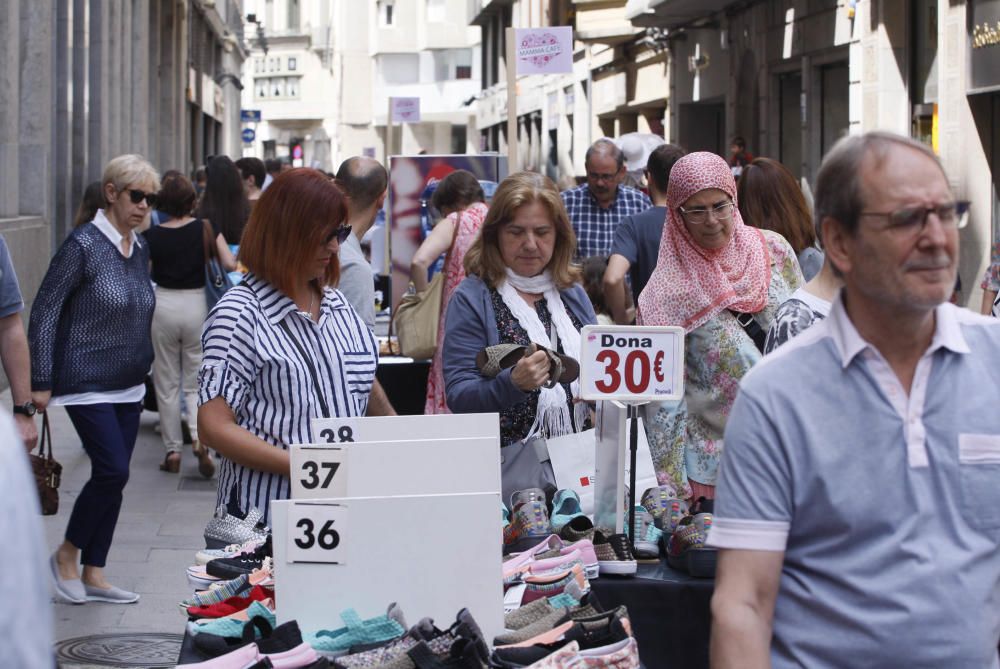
[197, 169, 378, 523]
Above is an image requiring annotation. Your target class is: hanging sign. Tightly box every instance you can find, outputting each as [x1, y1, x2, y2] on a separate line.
[286, 501, 349, 564]
[514, 26, 574, 75]
[579, 325, 685, 402]
[390, 97, 421, 123]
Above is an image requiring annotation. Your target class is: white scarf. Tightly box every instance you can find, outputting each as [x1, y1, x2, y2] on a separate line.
[498, 268, 587, 440]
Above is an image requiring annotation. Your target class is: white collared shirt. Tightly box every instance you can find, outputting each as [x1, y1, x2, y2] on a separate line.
[91, 208, 142, 258]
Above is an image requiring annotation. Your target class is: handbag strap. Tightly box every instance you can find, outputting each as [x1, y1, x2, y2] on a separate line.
[729, 310, 766, 353]
[38, 412, 53, 460]
[278, 319, 331, 418]
[201, 219, 218, 265]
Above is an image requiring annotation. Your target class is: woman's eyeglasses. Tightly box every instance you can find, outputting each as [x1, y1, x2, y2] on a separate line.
[126, 189, 158, 207]
[678, 201, 735, 224]
[324, 225, 353, 245]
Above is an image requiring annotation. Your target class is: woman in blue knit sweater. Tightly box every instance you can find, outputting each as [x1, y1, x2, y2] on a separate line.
[29, 154, 159, 605]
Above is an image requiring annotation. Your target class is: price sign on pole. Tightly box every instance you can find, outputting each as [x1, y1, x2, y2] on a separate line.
[286, 502, 348, 564]
[290, 445, 349, 499]
[579, 325, 684, 402]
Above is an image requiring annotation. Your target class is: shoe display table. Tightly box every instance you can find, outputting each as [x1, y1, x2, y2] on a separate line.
[590, 560, 713, 669]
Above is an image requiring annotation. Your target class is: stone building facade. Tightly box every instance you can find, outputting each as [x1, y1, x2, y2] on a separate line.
[0, 0, 245, 391]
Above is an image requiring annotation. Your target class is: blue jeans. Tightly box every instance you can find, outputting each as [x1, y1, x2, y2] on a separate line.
[64, 402, 142, 567]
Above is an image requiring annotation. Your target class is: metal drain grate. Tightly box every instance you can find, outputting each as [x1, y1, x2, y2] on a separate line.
[55, 632, 183, 668]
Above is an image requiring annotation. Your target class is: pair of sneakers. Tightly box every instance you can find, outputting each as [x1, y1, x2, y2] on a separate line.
[204, 505, 270, 550]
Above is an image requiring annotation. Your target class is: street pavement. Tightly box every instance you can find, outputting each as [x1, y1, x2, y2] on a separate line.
[15, 388, 220, 649]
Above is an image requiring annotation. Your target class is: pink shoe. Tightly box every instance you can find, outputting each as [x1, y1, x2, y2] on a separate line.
[175, 642, 259, 668]
[265, 641, 319, 668]
[527, 549, 584, 575]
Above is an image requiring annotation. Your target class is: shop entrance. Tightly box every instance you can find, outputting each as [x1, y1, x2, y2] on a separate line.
[678, 99, 725, 154]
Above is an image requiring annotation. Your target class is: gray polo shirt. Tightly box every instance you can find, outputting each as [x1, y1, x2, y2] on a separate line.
[337, 232, 375, 330]
[709, 295, 1000, 668]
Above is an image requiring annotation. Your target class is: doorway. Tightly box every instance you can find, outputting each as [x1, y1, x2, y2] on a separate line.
[678, 100, 725, 154]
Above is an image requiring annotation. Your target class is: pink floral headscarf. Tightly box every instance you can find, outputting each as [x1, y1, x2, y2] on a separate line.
[637, 152, 770, 332]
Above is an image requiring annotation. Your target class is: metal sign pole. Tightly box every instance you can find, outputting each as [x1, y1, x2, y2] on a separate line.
[627, 403, 640, 551]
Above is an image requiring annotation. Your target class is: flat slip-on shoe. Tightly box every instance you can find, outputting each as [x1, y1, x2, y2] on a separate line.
[84, 583, 140, 604]
[476, 344, 528, 377]
[50, 554, 86, 604]
[536, 346, 580, 385]
[175, 642, 260, 668]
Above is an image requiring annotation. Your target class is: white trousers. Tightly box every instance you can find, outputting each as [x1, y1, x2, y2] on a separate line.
[151, 287, 207, 453]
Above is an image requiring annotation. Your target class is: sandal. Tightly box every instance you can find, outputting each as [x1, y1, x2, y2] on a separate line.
[159, 452, 181, 473]
[193, 441, 216, 479]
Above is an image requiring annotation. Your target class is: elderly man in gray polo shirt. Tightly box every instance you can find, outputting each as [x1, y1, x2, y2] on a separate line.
[708, 131, 1000, 668]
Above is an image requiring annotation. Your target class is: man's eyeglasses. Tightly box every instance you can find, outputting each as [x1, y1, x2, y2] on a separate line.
[587, 172, 619, 183]
[125, 189, 158, 207]
[860, 201, 971, 236]
[324, 225, 352, 245]
[678, 201, 735, 224]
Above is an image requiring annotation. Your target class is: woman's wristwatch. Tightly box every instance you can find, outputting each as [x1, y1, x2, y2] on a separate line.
[13, 401, 37, 417]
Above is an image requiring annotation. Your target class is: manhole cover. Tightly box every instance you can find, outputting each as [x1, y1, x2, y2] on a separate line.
[55, 632, 183, 667]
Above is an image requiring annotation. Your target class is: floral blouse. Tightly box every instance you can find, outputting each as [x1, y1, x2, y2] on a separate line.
[489, 289, 585, 447]
[646, 230, 803, 497]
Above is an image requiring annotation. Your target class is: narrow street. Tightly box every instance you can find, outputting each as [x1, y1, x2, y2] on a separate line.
[24, 386, 217, 666]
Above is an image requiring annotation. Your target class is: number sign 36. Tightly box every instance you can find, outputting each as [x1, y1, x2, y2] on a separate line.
[579, 325, 685, 402]
[286, 502, 348, 564]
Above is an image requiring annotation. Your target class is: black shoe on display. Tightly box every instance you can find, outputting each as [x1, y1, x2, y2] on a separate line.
[206, 535, 272, 580]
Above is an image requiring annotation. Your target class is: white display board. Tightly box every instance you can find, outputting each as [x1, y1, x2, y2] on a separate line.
[273, 494, 504, 641]
[311, 413, 499, 446]
[289, 437, 500, 500]
[579, 325, 685, 402]
[593, 401, 660, 532]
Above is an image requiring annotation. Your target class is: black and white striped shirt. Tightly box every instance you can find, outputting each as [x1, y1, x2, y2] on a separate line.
[198, 274, 378, 524]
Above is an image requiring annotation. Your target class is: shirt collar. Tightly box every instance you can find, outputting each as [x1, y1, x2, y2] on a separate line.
[585, 185, 623, 210]
[92, 208, 142, 257]
[827, 290, 971, 369]
[243, 273, 352, 326]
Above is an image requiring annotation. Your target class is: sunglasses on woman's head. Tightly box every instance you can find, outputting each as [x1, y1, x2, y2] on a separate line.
[324, 225, 352, 245]
[126, 189, 158, 207]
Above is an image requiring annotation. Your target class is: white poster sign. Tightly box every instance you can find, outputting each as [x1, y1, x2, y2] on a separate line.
[579, 325, 685, 402]
[390, 97, 421, 123]
[514, 27, 574, 75]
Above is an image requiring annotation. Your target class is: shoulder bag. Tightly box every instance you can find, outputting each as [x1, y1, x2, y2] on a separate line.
[392, 223, 459, 360]
[203, 220, 234, 311]
[30, 413, 61, 516]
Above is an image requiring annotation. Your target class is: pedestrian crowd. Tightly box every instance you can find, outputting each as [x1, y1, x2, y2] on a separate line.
[3, 128, 999, 667]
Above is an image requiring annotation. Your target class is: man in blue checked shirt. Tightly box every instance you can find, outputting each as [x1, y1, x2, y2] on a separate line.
[561, 139, 652, 260]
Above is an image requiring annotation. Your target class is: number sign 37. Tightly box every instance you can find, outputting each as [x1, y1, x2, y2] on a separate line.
[579, 325, 685, 402]
[290, 446, 349, 499]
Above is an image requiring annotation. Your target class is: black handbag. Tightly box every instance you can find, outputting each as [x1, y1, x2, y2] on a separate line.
[203, 220, 233, 310]
[29, 414, 61, 516]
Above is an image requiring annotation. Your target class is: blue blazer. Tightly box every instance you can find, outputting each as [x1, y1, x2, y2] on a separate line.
[442, 275, 597, 414]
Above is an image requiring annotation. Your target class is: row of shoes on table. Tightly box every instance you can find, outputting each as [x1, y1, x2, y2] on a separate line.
[504, 486, 718, 579]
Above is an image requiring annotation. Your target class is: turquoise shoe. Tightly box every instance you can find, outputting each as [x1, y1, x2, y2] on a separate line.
[550, 489, 586, 532]
[305, 604, 407, 652]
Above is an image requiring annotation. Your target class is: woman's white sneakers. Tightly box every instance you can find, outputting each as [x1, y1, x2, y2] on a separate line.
[49, 553, 86, 605]
[83, 583, 141, 604]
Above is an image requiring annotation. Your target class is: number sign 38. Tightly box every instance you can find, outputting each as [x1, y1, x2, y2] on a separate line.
[579, 325, 685, 402]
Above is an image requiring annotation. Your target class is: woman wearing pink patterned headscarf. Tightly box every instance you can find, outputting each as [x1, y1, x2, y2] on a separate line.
[637, 152, 802, 501]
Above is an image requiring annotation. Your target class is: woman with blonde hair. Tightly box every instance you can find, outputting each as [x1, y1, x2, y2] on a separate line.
[31, 154, 160, 605]
[443, 172, 595, 501]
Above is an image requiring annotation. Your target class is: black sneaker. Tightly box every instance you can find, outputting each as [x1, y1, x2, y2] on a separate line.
[206, 535, 272, 580]
[489, 607, 631, 668]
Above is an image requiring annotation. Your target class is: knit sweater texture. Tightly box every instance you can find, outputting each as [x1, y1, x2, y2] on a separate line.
[28, 223, 155, 395]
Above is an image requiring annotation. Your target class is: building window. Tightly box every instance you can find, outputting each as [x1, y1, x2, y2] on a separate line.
[455, 48, 472, 80]
[273, 78, 286, 97]
[288, 56, 297, 71]
[379, 0, 395, 26]
[287, 0, 300, 32]
[287, 78, 300, 98]
[427, 0, 446, 22]
[256, 79, 268, 99]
